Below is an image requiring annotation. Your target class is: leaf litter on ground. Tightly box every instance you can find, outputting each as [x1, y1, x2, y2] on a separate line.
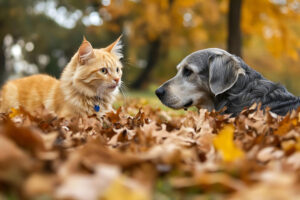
[0, 99, 299, 200]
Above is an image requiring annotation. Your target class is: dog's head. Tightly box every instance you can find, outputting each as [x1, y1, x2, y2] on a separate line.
[155, 48, 245, 110]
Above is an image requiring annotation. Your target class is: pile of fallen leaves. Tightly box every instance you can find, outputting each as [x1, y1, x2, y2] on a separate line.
[0, 100, 300, 200]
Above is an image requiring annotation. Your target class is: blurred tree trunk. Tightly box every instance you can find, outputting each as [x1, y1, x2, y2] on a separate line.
[131, 0, 173, 89]
[130, 38, 161, 89]
[227, 0, 243, 57]
[0, 34, 5, 86]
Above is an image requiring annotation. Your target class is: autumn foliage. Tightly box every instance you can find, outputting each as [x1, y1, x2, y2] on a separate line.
[0, 99, 300, 199]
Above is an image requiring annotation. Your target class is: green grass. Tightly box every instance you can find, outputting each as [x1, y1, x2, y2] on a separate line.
[115, 87, 197, 116]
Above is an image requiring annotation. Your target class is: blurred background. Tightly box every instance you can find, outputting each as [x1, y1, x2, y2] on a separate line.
[0, 0, 300, 95]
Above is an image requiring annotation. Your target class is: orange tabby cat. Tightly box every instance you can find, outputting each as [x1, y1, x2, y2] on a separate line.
[0, 36, 123, 118]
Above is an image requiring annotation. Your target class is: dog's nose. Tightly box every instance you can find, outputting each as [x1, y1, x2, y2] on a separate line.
[155, 87, 165, 99]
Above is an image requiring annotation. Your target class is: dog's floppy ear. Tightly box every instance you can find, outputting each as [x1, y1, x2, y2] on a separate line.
[209, 54, 245, 96]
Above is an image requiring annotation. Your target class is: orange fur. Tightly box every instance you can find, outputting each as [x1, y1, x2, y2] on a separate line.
[0, 37, 123, 118]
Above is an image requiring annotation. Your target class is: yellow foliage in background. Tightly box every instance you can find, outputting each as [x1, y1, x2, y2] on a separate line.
[242, 0, 300, 60]
[103, 0, 221, 48]
[103, 0, 300, 60]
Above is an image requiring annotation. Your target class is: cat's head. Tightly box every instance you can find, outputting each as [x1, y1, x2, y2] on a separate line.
[70, 36, 123, 97]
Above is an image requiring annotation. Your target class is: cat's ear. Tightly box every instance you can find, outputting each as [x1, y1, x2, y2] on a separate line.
[105, 35, 123, 59]
[78, 37, 95, 65]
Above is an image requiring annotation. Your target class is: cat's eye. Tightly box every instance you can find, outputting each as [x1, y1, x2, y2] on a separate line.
[183, 67, 193, 77]
[100, 68, 108, 74]
[116, 67, 120, 73]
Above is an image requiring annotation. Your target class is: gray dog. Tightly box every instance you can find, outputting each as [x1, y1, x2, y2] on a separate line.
[155, 48, 300, 116]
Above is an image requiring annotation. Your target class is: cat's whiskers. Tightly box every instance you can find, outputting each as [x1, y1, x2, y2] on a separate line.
[119, 81, 128, 106]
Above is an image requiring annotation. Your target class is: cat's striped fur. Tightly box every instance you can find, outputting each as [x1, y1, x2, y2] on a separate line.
[0, 37, 123, 118]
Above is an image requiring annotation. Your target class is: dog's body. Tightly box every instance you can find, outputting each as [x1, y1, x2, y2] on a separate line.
[156, 48, 300, 116]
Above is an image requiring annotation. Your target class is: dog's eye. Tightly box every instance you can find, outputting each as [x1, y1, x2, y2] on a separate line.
[183, 67, 193, 77]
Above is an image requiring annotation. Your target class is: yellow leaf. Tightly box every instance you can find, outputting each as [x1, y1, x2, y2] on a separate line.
[292, 119, 297, 126]
[101, 177, 149, 200]
[213, 124, 244, 162]
[9, 108, 21, 118]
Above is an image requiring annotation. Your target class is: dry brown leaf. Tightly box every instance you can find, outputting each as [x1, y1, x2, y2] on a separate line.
[0, 100, 300, 199]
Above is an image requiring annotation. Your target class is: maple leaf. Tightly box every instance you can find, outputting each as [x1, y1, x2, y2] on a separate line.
[274, 116, 297, 136]
[213, 124, 244, 162]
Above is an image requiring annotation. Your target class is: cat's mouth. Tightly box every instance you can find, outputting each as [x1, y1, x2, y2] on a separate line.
[108, 84, 118, 90]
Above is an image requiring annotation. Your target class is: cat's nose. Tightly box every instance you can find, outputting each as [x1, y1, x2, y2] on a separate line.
[114, 78, 120, 84]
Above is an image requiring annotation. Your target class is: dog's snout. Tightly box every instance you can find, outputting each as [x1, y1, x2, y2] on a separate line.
[155, 87, 165, 99]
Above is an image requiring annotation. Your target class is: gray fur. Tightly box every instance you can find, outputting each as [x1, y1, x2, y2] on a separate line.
[156, 48, 300, 116]
[209, 53, 245, 95]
